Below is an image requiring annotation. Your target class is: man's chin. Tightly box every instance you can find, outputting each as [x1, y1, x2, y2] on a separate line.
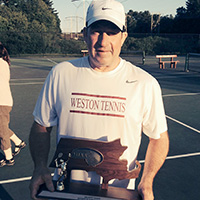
[95, 59, 111, 67]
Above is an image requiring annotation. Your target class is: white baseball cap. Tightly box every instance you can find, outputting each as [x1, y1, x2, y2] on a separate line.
[86, 0, 126, 31]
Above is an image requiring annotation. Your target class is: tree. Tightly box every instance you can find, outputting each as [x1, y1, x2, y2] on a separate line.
[0, 0, 62, 54]
[174, 0, 200, 33]
[126, 10, 151, 34]
[159, 15, 174, 33]
[186, 0, 200, 16]
[0, 0, 17, 7]
[176, 6, 187, 18]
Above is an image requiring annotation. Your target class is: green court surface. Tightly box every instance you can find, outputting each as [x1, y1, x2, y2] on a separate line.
[0, 55, 199, 200]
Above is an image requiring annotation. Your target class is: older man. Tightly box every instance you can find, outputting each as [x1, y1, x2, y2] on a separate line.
[29, 0, 169, 199]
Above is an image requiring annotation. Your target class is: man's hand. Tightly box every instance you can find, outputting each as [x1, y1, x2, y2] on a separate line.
[138, 180, 154, 200]
[29, 166, 54, 200]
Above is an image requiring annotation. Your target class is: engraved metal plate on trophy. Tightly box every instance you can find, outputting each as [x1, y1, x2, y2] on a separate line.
[37, 138, 142, 200]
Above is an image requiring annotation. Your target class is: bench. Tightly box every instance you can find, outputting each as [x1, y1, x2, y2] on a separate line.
[156, 55, 179, 69]
[81, 49, 88, 57]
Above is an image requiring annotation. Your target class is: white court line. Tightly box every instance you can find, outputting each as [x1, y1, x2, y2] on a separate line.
[10, 82, 45, 86]
[166, 115, 200, 134]
[163, 92, 200, 133]
[11, 78, 45, 81]
[166, 152, 200, 160]
[0, 173, 54, 185]
[0, 176, 32, 184]
[139, 152, 200, 164]
[163, 93, 200, 97]
[46, 58, 58, 65]
[1, 152, 200, 185]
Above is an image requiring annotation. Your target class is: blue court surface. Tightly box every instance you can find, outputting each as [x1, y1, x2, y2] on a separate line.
[0, 55, 199, 200]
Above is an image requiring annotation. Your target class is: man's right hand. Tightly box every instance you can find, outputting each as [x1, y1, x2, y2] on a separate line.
[29, 166, 54, 200]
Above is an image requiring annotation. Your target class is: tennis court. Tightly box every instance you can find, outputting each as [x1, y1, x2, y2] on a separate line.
[0, 54, 199, 200]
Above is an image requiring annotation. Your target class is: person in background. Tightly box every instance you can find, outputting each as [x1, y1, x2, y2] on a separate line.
[29, 0, 169, 199]
[0, 43, 26, 167]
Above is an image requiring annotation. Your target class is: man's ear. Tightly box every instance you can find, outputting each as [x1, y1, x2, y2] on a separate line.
[83, 27, 88, 43]
[121, 31, 128, 47]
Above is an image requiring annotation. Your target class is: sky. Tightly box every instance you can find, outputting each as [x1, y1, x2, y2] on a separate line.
[51, 0, 186, 33]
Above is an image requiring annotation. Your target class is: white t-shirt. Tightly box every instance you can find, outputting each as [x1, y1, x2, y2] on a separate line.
[0, 58, 13, 106]
[33, 57, 167, 189]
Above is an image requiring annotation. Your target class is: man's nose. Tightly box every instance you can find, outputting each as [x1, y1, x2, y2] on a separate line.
[98, 32, 109, 46]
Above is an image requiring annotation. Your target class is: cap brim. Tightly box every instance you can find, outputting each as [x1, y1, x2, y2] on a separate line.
[87, 16, 124, 31]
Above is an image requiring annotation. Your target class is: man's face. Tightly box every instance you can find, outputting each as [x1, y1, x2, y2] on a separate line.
[84, 20, 127, 71]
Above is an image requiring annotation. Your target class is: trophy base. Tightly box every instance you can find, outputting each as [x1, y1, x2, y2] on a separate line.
[37, 181, 141, 200]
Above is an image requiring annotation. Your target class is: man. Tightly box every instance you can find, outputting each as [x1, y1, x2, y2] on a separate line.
[29, 0, 169, 199]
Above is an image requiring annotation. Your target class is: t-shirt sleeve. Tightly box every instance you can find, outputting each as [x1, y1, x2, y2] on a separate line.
[142, 78, 168, 139]
[33, 70, 58, 127]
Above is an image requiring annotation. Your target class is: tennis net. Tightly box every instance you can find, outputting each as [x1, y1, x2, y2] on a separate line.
[185, 53, 200, 72]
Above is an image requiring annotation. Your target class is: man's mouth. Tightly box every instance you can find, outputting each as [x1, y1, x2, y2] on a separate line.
[96, 49, 110, 53]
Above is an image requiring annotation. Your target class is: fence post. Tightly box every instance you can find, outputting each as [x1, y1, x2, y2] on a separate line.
[142, 51, 145, 65]
[184, 53, 189, 72]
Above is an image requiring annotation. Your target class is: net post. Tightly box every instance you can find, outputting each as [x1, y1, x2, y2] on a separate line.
[184, 53, 189, 72]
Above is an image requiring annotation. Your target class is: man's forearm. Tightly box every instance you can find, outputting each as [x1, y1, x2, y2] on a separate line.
[29, 121, 52, 168]
[138, 131, 169, 199]
[141, 131, 169, 182]
[140, 131, 169, 185]
[29, 122, 54, 199]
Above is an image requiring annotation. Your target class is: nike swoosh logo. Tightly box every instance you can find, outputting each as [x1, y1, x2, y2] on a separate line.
[102, 7, 111, 10]
[126, 80, 138, 83]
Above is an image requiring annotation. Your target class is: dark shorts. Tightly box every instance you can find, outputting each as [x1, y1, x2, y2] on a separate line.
[0, 106, 14, 150]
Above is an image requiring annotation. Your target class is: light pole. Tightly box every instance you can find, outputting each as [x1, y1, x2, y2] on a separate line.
[151, 13, 161, 33]
[71, 0, 86, 28]
[65, 16, 83, 38]
[65, 16, 74, 38]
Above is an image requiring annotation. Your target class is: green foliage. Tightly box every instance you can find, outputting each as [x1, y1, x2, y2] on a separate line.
[0, 0, 61, 54]
[123, 36, 161, 54]
[186, 0, 200, 16]
[126, 1, 200, 34]
[172, 0, 200, 34]
[123, 35, 200, 55]
[159, 15, 174, 33]
[59, 39, 87, 54]
[127, 10, 151, 33]
[0, 5, 28, 31]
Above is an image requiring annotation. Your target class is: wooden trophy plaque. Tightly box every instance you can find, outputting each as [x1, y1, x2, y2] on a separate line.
[37, 138, 142, 200]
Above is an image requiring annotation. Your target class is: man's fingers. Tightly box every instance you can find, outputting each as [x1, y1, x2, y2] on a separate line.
[30, 169, 54, 199]
[44, 176, 55, 192]
[30, 175, 45, 199]
[30, 181, 40, 199]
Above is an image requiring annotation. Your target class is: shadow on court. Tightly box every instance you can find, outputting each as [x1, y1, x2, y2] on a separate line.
[0, 185, 13, 200]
